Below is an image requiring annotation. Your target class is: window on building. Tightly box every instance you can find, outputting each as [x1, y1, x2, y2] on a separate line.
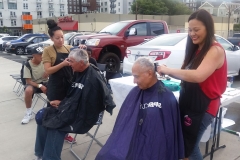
[25, 20, 31, 24]
[49, 4, 53, 9]
[101, 2, 103, 6]
[118, 2, 120, 6]
[60, 4, 64, 10]
[118, 8, 120, 12]
[49, 12, 54, 17]
[69, 1, 72, 4]
[22, 12, 30, 15]
[37, 3, 41, 9]
[60, 12, 64, 16]
[23, 3, 28, 9]
[0, 12, 2, 17]
[129, 2, 131, 5]
[74, 9, 76, 12]
[105, 8, 107, 12]
[0, 2, 4, 9]
[101, 8, 103, 12]
[11, 20, 16, 26]
[8, 3, 17, 9]
[37, 11, 42, 18]
[10, 11, 16, 17]
[105, 2, 107, 6]
[0, 20, 3, 26]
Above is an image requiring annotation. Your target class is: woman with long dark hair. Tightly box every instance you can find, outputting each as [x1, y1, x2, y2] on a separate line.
[157, 9, 227, 160]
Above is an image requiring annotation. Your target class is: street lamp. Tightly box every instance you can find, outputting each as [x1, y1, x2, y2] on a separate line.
[135, 0, 138, 20]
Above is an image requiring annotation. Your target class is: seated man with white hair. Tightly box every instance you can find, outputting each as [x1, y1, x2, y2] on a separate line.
[34, 48, 115, 160]
[96, 57, 184, 160]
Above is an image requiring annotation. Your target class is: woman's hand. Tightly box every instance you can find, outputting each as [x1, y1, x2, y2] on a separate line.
[50, 100, 61, 108]
[79, 44, 87, 50]
[62, 58, 70, 67]
[157, 65, 169, 76]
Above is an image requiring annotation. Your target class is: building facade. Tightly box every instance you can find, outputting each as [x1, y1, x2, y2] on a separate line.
[0, 0, 68, 36]
[67, 0, 101, 14]
[199, 1, 240, 23]
[100, 0, 134, 14]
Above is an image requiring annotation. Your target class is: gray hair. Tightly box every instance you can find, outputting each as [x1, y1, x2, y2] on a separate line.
[68, 48, 89, 64]
[134, 57, 155, 72]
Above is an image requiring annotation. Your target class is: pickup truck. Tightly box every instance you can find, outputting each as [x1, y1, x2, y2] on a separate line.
[73, 20, 169, 72]
[227, 33, 240, 46]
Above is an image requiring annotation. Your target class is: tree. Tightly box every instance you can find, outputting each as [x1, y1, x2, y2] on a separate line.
[0, 26, 8, 33]
[233, 24, 240, 31]
[162, 0, 192, 15]
[131, 0, 168, 16]
[131, 0, 192, 16]
[225, 2, 240, 37]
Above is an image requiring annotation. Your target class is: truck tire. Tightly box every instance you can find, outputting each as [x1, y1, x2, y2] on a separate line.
[99, 52, 120, 73]
[15, 47, 24, 55]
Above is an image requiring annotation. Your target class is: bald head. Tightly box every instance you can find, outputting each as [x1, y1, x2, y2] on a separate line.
[132, 57, 157, 90]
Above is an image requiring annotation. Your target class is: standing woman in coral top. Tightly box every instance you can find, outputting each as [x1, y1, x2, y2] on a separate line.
[157, 9, 227, 160]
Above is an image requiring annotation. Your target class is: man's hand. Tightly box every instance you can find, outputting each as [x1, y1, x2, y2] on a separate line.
[50, 100, 61, 108]
[40, 85, 47, 94]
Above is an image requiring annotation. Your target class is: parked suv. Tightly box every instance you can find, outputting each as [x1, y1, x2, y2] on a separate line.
[0, 36, 19, 50]
[73, 20, 169, 72]
[6, 35, 49, 55]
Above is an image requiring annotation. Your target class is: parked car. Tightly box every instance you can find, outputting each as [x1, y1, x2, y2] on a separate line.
[67, 32, 94, 46]
[25, 39, 53, 54]
[5, 33, 48, 50]
[25, 32, 95, 54]
[123, 33, 240, 77]
[72, 20, 169, 72]
[63, 32, 78, 44]
[6, 36, 49, 55]
[0, 36, 19, 50]
[227, 33, 240, 46]
[0, 33, 10, 37]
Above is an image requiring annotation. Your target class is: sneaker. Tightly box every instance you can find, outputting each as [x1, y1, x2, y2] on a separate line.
[21, 112, 33, 124]
[64, 135, 77, 144]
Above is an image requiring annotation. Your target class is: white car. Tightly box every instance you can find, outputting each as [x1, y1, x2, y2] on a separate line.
[0, 33, 10, 37]
[123, 33, 240, 77]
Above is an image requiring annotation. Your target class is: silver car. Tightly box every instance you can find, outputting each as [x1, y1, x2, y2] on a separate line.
[123, 33, 240, 77]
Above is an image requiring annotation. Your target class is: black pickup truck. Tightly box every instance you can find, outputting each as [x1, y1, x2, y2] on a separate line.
[227, 33, 240, 46]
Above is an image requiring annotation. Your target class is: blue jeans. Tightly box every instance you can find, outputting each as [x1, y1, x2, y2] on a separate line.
[189, 112, 214, 160]
[34, 125, 67, 160]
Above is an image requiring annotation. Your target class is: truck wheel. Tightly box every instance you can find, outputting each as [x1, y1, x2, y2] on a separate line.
[99, 52, 120, 73]
[15, 47, 24, 55]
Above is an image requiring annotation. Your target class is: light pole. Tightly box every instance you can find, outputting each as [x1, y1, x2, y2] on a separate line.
[135, 0, 138, 20]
